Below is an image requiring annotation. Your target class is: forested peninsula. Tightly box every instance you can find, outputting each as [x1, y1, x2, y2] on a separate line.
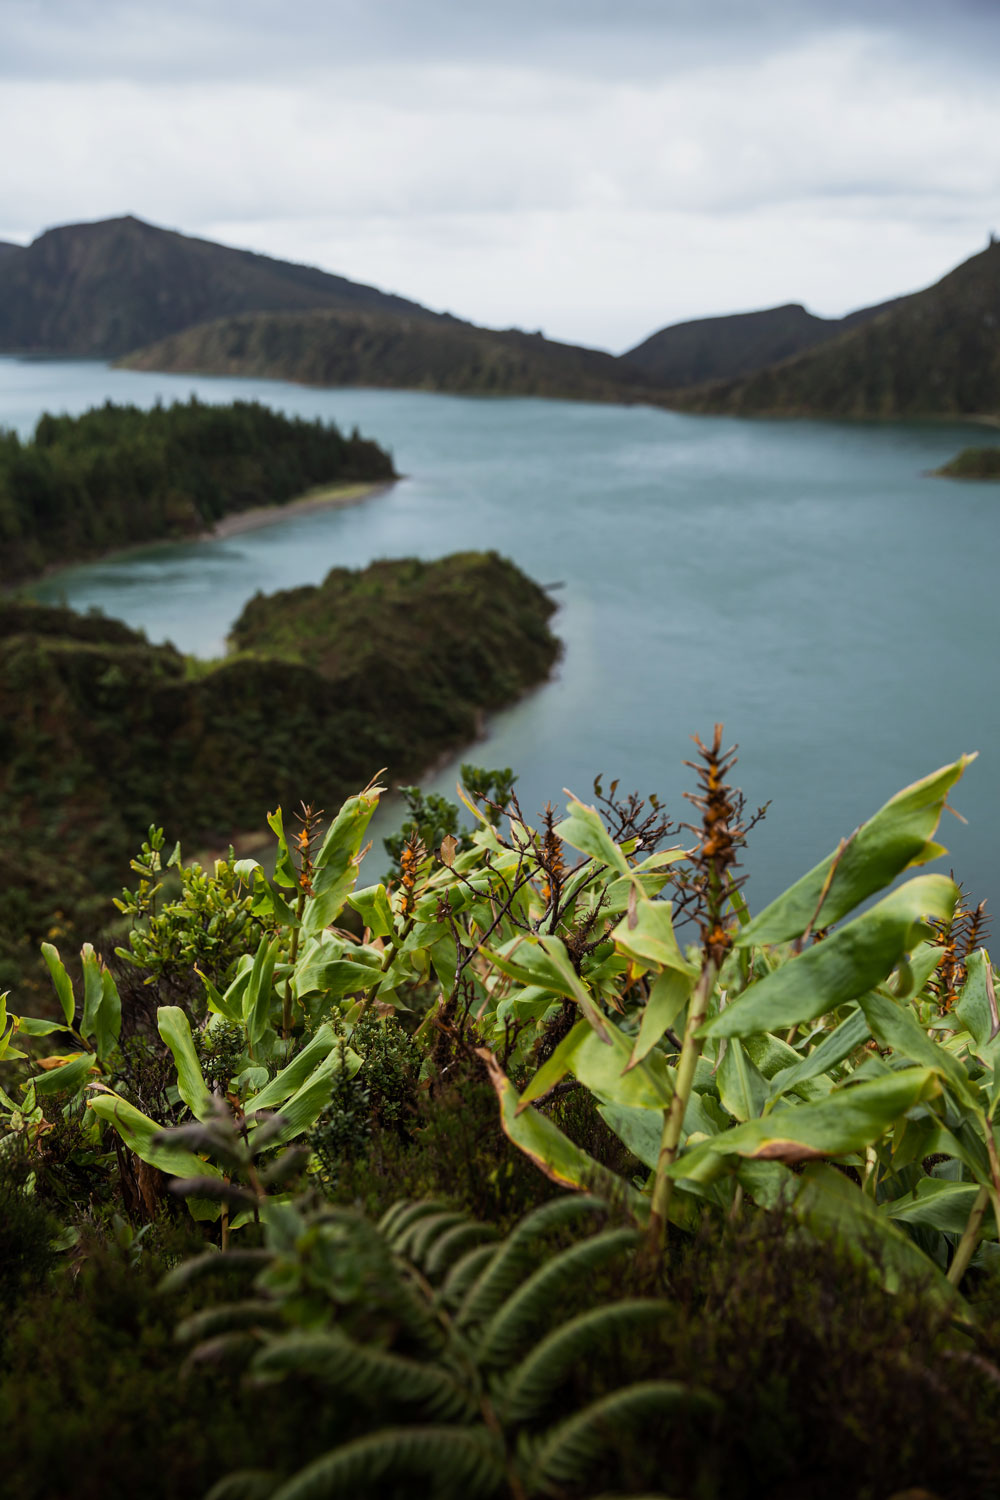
[0, 552, 559, 993]
[0, 399, 395, 586]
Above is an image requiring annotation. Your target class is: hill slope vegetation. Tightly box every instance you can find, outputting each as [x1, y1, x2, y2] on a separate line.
[121, 305, 663, 402]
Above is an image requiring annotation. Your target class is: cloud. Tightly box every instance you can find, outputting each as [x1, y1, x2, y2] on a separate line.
[1, 4, 998, 347]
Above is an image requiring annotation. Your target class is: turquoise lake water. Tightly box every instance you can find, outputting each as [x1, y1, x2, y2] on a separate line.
[3, 355, 996, 909]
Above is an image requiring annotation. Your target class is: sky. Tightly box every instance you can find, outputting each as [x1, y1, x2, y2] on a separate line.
[2, 0, 999, 351]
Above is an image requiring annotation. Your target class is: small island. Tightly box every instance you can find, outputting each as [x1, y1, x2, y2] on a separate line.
[0, 398, 396, 586]
[934, 445, 1000, 479]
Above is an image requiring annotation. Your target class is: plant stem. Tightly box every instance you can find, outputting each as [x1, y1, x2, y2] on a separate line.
[647, 958, 716, 1257]
[947, 1184, 989, 1287]
[281, 889, 307, 1038]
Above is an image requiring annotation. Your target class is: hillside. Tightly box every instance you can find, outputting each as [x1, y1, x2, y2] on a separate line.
[671, 240, 1000, 418]
[120, 305, 662, 402]
[935, 445, 1000, 479]
[0, 215, 446, 357]
[622, 296, 905, 387]
[0, 552, 559, 990]
[0, 398, 395, 585]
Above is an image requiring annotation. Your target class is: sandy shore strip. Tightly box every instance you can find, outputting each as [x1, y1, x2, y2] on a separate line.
[206, 478, 397, 540]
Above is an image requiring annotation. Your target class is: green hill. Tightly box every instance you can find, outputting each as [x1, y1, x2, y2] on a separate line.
[0, 215, 447, 358]
[621, 296, 905, 388]
[0, 552, 559, 991]
[671, 240, 1000, 419]
[120, 305, 662, 403]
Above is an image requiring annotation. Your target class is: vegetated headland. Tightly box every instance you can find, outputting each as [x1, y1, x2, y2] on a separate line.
[0, 551, 560, 994]
[934, 445, 1000, 479]
[0, 398, 396, 587]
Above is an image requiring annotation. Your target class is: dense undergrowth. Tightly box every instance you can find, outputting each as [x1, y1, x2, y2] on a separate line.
[0, 553, 558, 997]
[3, 742, 1000, 1497]
[0, 398, 394, 584]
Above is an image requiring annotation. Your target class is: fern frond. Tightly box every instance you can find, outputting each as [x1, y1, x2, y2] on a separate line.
[205, 1470, 278, 1500]
[379, 1199, 450, 1247]
[457, 1195, 608, 1330]
[425, 1219, 497, 1280]
[499, 1300, 668, 1422]
[526, 1381, 721, 1493]
[441, 1242, 499, 1307]
[251, 1330, 474, 1417]
[158, 1247, 271, 1293]
[175, 1299, 284, 1345]
[269, 1426, 506, 1500]
[398, 1209, 471, 1265]
[477, 1228, 640, 1368]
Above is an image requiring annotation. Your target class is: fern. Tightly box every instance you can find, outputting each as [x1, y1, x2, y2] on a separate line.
[268, 1427, 506, 1500]
[179, 1195, 717, 1500]
[526, 1381, 721, 1490]
[499, 1300, 668, 1422]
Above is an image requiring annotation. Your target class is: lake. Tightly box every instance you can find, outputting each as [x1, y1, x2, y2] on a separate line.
[4, 354, 996, 910]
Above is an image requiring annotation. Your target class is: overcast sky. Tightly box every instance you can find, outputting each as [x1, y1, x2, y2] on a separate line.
[2, 0, 999, 350]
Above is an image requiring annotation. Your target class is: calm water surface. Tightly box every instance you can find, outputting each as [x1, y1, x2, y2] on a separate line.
[4, 356, 996, 908]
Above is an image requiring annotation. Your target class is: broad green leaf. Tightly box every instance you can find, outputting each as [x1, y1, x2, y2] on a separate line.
[95, 969, 122, 1061]
[302, 787, 382, 938]
[717, 1037, 767, 1122]
[627, 969, 693, 1070]
[41, 942, 75, 1026]
[243, 935, 281, 1047]
[157, 1007, 213, 1120]
[555, 796, 631, 876]
[13, 1016, 72, 1037]
[347, 883, 394, 939]
[247, 1024, 340, 1112]
[668, 1067, 940, 1184]
[703, 875, 959, 1040]
[88, 1089, 223, 1181]
[477, 1048, 647, 1213]
[793, 1163, 962, 1308]
[518, 1018, 672, 1113]
[33, 1051, 98, 1095]
[612, 898, 698, 978]
[486, 935, 610, 1041]
[859, 989, 980, 1110]
[954, 950, 1000, 1107]
[247, 1047, 361, 1148]
[267, 807, 298, 889]
[766, 1008, 870, 1102]
[738, 756, 972, 946]
[886, 1178, 989, 1235]
[80, 944, 104, 1042]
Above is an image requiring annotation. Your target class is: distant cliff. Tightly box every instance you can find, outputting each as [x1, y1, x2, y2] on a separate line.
[669, 241, 1000, 419]
[0, 215, 446, 358]
[621, 296, 905, 388]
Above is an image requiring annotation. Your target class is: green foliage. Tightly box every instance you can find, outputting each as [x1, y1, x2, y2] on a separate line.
[382, 764, 517, 876]
[0, 397, 394, 585]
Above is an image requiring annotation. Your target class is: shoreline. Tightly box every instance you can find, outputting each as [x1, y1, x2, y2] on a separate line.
[204, 477, 397, 540]
[4, 477, 398, 594]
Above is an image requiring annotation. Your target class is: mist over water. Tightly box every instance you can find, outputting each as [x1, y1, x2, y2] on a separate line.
[6, 356, 997, 910]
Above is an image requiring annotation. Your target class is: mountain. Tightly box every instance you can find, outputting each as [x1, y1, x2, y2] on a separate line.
[0, 241, 20, 264]
[621, 297, 905, 387]
[670, 240, 1000, 419]
[120, 306, 662, 403]
[0, 215, 446, 357]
